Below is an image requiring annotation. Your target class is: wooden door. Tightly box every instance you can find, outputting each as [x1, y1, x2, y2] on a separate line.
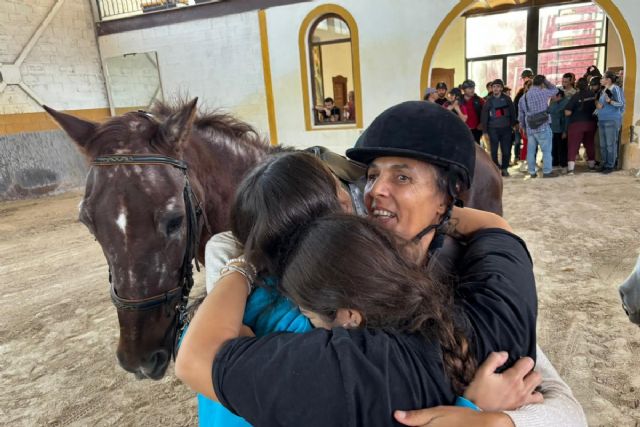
[430, 68, 455, 90]
[332, 75, 347, 108]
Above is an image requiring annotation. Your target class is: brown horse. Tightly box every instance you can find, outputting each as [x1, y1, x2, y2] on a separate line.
[44, 99, 274, 379]
[45, 99, 502, 380]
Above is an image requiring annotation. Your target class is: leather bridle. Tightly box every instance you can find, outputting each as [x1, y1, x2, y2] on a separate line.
[91, 154, 206, 360]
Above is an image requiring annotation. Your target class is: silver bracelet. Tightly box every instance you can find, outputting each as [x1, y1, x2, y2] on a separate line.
[219, 266, 254, 295]
[226, 256, 257, 280]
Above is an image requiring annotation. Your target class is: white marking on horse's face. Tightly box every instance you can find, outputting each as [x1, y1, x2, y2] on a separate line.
[116, 208, 127, 234]
[78, 199, 84, 212]
[166, 197, 177, 211]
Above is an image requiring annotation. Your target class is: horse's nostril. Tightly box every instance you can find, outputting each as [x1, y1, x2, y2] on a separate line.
[149, 350, 169, 371]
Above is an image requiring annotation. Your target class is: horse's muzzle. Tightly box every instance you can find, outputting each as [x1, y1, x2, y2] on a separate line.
[117, 348, 171, 380]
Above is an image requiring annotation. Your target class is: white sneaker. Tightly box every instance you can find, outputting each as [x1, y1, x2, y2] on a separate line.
[518, 162, 528, 173]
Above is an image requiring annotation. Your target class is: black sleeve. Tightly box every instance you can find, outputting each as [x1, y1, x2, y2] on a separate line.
[213, 328, 454, 427]
[480, 99, 490, 130]
[213, 330, 349, 426]
[456, 229, 537, 370]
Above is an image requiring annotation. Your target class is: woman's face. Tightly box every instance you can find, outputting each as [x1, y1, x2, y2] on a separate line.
[364, 156, 446, 242]
[300, 307, 362, 330]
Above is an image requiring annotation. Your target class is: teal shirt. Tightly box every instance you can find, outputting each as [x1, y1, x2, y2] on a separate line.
[198, 279, 312, 426]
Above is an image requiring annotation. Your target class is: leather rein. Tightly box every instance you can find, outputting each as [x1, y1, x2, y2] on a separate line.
[91, 154, 206, 360]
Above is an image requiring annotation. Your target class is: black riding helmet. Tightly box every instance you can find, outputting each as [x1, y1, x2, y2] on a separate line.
[346, 101, 476, 193]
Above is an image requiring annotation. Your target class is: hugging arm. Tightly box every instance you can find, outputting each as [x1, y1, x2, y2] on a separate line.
[175, 269, 250, 400]
[395, 347, 586, 427]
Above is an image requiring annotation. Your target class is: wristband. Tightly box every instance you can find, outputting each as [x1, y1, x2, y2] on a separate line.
[455, 396, 481, 412]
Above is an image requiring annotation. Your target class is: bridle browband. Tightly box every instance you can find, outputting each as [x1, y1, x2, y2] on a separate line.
[92, 153, 207, 360]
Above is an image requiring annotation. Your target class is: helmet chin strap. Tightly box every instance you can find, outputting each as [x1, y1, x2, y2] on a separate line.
[411, 202, 454, 253]
[411, 171, 461, 253]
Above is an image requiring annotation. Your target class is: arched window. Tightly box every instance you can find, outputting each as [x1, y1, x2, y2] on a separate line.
[299, 5, 362, 130]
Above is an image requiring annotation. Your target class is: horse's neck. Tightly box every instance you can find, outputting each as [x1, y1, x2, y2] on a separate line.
[185, 134, 269, 247]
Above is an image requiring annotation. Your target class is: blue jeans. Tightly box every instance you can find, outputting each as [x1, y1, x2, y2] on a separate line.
[598, 120, 621, 169]
[527, 126, 553, 174]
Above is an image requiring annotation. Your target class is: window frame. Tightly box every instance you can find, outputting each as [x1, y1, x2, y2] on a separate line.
[464, 2, 609, 87]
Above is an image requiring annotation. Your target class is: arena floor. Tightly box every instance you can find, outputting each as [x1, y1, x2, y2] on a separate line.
[1, 169, 639, 426]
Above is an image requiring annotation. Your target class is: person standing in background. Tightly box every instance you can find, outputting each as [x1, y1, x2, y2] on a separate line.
[461, 79, 485, 144]
[564, 78, 597, 175]
[481, 79, 517, 177]
[589, 76, 603, 166]
[518, 75, 558, 178]
[562, 73, 577, 98]
[423, 87, 438, 103]
[514, 69, 534, 169]
[435, 82, 448, 106]
[548, 88, 569, 173]
[595, 70, 625, 173]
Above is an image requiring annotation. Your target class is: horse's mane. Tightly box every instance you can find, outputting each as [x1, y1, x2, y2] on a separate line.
[83, 100, 291, 159]
[151, 100, 273, 153]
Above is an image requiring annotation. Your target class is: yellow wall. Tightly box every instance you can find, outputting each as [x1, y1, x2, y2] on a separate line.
[0, 108, 111, 135]
[320, 42, 354, 105]
[431, 15, 466, 87]
[606, 18, 623, 69]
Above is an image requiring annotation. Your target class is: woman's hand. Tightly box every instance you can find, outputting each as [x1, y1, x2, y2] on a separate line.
[394, 407, 514, 427]
[464, 352, 544, 411]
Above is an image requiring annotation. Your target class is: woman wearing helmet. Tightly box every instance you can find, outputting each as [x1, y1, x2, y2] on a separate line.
[346, 101, 584, 426]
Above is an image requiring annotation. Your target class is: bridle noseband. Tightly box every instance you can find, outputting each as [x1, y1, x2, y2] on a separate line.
[92, 154, 206, 360]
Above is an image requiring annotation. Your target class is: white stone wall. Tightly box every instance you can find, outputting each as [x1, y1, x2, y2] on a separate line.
[265, 0, 461, 155]
[97, 11, 269, 136]
[0, 0, 108, 113]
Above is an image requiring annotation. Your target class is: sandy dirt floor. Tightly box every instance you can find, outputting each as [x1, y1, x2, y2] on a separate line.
[1, 167, 640, 426]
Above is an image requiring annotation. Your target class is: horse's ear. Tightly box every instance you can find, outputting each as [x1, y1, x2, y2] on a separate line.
[159, 98, 198, 150]
[43, 105, 98, 151]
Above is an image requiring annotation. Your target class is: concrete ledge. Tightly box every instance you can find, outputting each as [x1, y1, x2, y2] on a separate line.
[0, 130, 88, 201]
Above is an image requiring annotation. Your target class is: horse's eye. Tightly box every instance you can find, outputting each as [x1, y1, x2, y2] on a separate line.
[165, 215, 183, 236]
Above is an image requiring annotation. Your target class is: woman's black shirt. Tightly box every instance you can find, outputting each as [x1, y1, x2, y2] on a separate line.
[212, 228, 537, 426]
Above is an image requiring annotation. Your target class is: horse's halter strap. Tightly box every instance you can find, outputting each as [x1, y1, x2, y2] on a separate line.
[92, 154, 204, 360]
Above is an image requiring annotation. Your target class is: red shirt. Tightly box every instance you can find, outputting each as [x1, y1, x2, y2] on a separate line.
[463, 96, 482, 130]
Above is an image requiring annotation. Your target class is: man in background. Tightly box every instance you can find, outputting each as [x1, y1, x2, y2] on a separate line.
[481, 79, 517, 177]
[513, 68, 535, 169]
[435, 82, 448, 106]
[461, 79, 485, 144]
[562, 72, 577, 98]
[423, 87, 438, 103]
[518, 74, 559, 178]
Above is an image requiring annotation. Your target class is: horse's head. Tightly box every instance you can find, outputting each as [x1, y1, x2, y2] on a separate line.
[45, 100, 202, 379]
